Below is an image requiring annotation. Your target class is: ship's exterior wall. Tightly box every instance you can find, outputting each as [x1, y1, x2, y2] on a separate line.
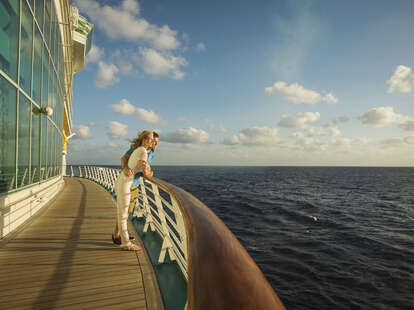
[0, 0, 91, 238]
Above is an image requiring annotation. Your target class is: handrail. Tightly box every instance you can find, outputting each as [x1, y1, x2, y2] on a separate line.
[67, 165, 286, 310]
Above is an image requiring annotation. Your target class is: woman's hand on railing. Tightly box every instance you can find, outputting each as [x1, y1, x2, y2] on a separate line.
[123, 167, 134, 177]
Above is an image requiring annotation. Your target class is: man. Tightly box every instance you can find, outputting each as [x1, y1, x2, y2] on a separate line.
[112, 132, 159, 245]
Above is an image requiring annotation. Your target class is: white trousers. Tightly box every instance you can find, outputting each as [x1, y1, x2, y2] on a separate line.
[115, 173, 133, 246]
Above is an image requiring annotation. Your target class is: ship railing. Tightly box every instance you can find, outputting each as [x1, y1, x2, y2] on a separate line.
[66, 165, 285, 310]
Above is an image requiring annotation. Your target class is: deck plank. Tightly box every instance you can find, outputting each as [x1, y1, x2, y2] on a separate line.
[0, 177, 162, 310]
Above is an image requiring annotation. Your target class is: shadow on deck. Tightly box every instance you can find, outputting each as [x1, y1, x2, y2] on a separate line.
[0, 177, 163, 310]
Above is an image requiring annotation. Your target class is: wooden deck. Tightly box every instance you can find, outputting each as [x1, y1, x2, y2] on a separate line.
[0, 177, 164, 310]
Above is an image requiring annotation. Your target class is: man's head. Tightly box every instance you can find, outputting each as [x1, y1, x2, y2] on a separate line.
[152, 132, 159, 151]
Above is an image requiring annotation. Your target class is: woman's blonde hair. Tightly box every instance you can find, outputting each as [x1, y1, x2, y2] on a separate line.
[130, 130, 153, 150]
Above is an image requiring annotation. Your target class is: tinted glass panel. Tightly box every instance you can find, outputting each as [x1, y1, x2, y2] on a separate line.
[40, 114, 47, 180]
[0, 0, 19, 81]
[20, 0, 33, 95]
[33, 25, 42, 104]
[0, 75, 16, 193]
[35, 0, 44, 31]
[31, 105, 40, 183]
[41, 48, 48, 107]
[17, 93, 31, 188]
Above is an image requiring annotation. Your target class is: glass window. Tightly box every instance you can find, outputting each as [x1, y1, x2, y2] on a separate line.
[19, 0, 33, 95]
[0, 75, 17, 193]
[44, 2, 50, 51]
[31, 104, 40, 183]
[48, 62, 53, 112]
[17, 93, 31, 188]
[47, 120, 53, 178]
[35, 0, 44, 31]
[40, 114, 47, 180]
[28, 0, 34, 11]
[33, 25, 42, 104]
[41, 47, 48, 107]
[56, 131, 61, 176]
[0, 0, 19, 82]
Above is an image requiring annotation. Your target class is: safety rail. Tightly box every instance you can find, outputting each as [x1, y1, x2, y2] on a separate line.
[68, 165, 188, 278]
[67, 165, 285, 310]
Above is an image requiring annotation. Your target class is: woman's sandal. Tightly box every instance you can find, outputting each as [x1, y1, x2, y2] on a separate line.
[121, 244, 142, 251]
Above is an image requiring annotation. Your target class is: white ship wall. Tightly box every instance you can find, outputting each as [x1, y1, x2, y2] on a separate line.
[0, 176, 64, 238]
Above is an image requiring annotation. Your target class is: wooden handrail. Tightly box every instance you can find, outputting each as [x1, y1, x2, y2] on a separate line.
[149, 177, 286, 310]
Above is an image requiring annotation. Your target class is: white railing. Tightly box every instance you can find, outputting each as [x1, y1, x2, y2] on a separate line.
[67, 165, 188, 280]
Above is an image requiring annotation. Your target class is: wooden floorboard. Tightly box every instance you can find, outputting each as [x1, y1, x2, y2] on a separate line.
[0, 177, 159, 310]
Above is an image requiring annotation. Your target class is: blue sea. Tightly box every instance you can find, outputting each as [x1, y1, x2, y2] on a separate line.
[151, 166, 414, 310]
[71, 165, 414, 309]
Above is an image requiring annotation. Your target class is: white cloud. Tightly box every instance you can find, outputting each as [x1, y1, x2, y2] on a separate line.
[380, 138, 406, 147]
[399, 120, 414, 131]
[110, 99, 167, 125]
[322, 121, 343, 137]
[387, 65, 414, 93]
[332, 138, 353, 147]
[163, 128, 210, 144]
[107, 142, 120, 149]
[85, 44, 104, 63]
[205, 119, 215, 131]
[358, 106, 405, 128]
[195, 42, 206, 52]
[138, 48, 187, 80]
[222, 127, 279, 146]
[265, 81, 338, 104]
[219, 125, 228, 133]
[404, 136, 414, 144]
[118, 60, 134, 75]
[72, 125, 92, 139]
[75, 0, 181, 50]
[95, 61, 120, 88]
[135, 108, 167, 125]
[278, 112, 321, 128]
[106, 121, 128, 138]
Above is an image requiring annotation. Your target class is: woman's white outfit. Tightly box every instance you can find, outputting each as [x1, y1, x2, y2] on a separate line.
[114, 146, 148, 246]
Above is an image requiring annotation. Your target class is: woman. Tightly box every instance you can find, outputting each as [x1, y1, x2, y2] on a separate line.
[113, 130, 154, 251]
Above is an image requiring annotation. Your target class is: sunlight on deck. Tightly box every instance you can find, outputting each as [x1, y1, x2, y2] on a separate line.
[0, 178, 162, 309]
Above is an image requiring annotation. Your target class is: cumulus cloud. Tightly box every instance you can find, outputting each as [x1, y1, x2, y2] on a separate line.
[95, 61, 120, 88]
[138, 48, 187, 80]
[74, 0, 181, 50]
[163, 128, 210, 144]
[106, 121, 128, 138]
[404, 136, 414, 144]
[72, 125, 92, 139]
[358, 106, 405, 128]
[107, 142, 120, 148]
[387, 65, 414, 93]
[380, 138, 406, 147]
[110, 99, 167, 125]
[195, 42, 206, 52]
[219, 125, 228, 133]
[85, 44, 104, 63]
[205, 119, 215, 131]
[278, 112, 321, 128]
[265, 81, 338, 104]
[399, 120, 414, 131]
[222, 127, 279, 146]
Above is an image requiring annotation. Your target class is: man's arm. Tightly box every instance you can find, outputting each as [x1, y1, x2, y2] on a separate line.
[121, 153, 134, 177]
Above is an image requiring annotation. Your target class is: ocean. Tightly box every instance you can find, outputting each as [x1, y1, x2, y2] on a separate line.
[151, 166, 414, 310]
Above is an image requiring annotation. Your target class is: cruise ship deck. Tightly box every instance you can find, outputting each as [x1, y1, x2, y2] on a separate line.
[0, 178, 163, 310]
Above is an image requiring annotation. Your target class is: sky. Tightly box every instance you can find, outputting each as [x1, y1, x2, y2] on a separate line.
[68, 0, 414, 166]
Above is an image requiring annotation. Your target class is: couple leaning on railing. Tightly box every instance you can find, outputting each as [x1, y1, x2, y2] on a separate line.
[112, 129, 159, 251]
